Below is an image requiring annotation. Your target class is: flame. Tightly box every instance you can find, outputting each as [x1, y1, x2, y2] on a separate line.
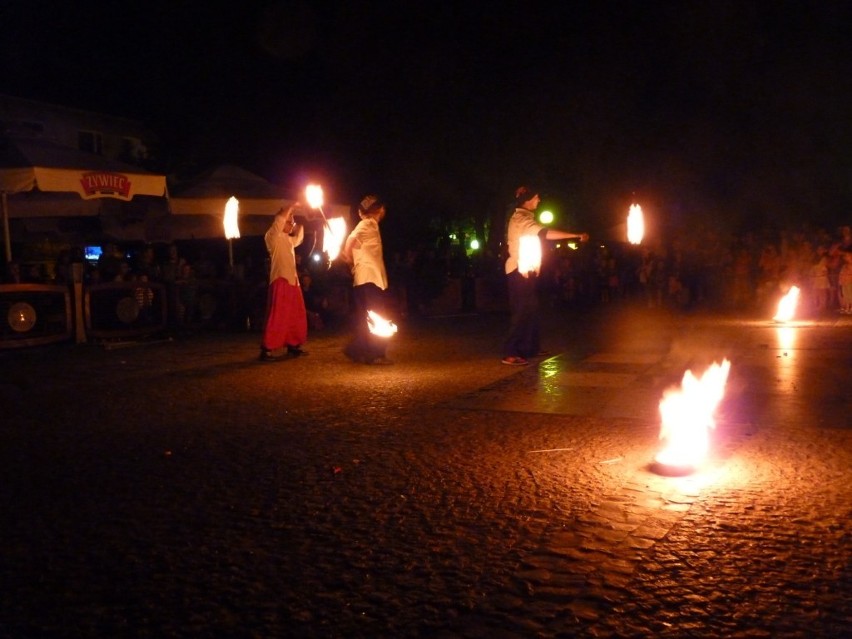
[773, 286, 800, 322]
[367, 310, 398, 338]
[655, 359, 731, 469]
[223, 196, 240, 240]
[627, 203, 644, 245]
[518, 235, 542, 276]
[305, 184, 324, 209]
[323, 217, 347, 261]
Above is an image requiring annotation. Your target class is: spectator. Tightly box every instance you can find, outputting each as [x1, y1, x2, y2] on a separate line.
[97, 243, 124, 282]
[160, 243, 183, 284]
[176, 261, 198, 327]
[810, 245, 831, 315]
[838, 250, 852, 315]
[3, 260, 23, 284]
[134, 245, 161, 281]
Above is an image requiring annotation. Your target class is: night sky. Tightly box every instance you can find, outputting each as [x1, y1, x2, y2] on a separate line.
[3, 1, 852, 242]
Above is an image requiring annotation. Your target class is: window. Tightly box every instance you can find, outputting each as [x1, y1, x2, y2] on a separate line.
[120, 136, 147, 162]
[78, 130, 103, 155]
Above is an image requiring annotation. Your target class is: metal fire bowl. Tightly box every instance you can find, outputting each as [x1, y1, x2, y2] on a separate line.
[649, 460, 696, 477]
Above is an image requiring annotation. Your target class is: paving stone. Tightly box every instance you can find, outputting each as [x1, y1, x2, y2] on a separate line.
[1, 308, 849, 637]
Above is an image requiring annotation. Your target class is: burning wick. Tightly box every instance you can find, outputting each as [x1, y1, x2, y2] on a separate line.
[773, 286, 800, 323]
[518, 235, 542, 277]
[653, 358, 731, 475]
[305, 184, 323, 210]
[223, 196, 240, 268]
[323, 217, 347, 261]
[367, 310, 397, 337]
[627, 203, 644, 245]
[305, 183, 346, 261]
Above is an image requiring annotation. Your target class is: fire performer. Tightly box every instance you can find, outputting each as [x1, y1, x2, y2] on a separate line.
[259, 203, 308, 361]
[502, 186, 589, 365]
[341, 194, 393, 365]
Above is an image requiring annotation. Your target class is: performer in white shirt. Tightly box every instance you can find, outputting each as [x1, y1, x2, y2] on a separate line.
[259, 203, 308, 361]
[341, 194, 393, 365]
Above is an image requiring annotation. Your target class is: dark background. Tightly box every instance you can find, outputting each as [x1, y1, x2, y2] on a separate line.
[3, 0, 852, 245]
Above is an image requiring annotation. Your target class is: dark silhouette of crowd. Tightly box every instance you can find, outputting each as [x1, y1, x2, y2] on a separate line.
[4, 222, 852, 333]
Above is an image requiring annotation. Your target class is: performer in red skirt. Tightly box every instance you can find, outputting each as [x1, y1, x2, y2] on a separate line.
[259, 203, 308, 361]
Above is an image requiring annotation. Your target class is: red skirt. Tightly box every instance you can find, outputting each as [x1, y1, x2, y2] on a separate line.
[261, 278, 307, 351]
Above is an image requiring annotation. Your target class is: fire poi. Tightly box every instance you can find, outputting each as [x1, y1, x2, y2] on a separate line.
[627, 203, 644, 245]
[653, 358, 731, 475]
[773, 285, 800, 323]
[367, 310, 397, 337]
[223, 196, 240, 268]
[518, 235, 542, 277]
[305, 183, 346, 261]
[323, 217, 347, 261]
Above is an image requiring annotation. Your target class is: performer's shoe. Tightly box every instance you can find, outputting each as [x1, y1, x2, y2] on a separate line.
[259, 349, 281, 362]
[287, 347, 308, 357]
[501, 356, 528, 366]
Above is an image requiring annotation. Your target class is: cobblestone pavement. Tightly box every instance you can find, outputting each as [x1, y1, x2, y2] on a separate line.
[0, 306, 849, 638]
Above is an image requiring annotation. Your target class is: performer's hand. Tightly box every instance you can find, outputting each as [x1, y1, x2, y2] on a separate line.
[579, 233, 589, 242]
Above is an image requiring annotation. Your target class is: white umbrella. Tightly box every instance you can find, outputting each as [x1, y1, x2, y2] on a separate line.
[0, 136, 167, 261]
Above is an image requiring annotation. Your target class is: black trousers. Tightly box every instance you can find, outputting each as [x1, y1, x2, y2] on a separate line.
[346, 283, 389, 362]
[503, 269, 540, 358]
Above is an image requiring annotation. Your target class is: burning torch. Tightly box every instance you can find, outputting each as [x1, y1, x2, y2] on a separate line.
[367, 309, 398, 338]
[627, 203, 644, 245]
[223, 196, 240, 270]
[305, 184, 346, 261]
[518, 235, 542, 277]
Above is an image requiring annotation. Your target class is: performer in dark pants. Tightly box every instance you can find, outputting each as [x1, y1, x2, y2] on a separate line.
[342, 194, 393, 365]
[502, 186, 588, 365]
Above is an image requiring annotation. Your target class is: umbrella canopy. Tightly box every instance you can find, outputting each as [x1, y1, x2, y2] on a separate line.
[0, 136, 167, 203]
[165, 165, 349, 240]
[168, 164, 295, 217]
[0, 136, 168, 261]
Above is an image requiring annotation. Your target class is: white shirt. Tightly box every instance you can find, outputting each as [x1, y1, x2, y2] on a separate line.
[265, 214, 304, 285]
[349, 217, 388, 289]
[505, 207, 544, 274]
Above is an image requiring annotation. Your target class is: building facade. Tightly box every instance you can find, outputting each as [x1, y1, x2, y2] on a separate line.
[0, 93, 159, 167]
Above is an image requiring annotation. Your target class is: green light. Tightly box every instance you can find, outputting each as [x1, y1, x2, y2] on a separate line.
[539, 210, 554, 224]
[470, 239, 480, 250]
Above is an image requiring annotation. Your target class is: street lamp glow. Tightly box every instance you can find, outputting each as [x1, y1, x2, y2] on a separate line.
[539, 210, 554, 225]
[470, 238, 480, 250]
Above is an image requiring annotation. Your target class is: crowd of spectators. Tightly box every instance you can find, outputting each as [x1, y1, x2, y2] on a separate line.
[3, 223, 852, 328]
[558, 223, 852, 318]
